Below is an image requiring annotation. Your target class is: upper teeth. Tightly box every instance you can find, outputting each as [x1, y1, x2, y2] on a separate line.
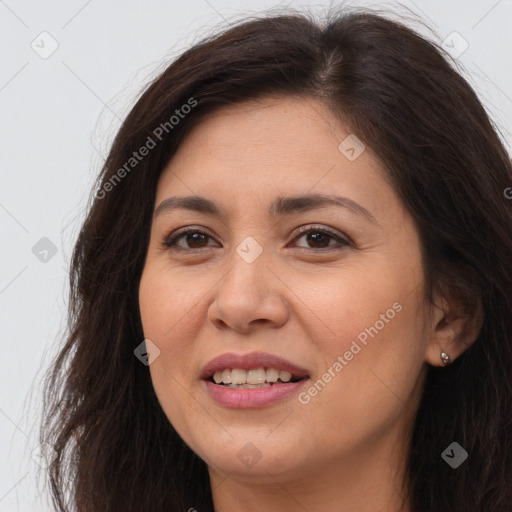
[212, 368, 293, 385]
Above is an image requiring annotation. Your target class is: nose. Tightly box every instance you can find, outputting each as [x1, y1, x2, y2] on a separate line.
[207, 246, 289, 334]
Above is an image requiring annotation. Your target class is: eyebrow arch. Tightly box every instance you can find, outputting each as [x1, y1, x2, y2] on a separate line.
[154, 193, 378, 225]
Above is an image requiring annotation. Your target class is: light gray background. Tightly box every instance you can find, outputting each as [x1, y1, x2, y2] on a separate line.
[1, 1, 511, 510]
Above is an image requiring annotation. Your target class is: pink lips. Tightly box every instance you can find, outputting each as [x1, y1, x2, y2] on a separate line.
[200, 351, 310, 409]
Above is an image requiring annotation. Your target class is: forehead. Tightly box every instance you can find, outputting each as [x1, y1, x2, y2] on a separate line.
[171, 96, 346, 165]
[155, 96, 397, 223]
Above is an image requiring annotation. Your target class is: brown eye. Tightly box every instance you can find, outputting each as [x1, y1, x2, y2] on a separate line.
[301, 231, 331, 249]
[163, 229, 216, 250]
[293, 226, 350, 251]
[184, 232, 209, 248]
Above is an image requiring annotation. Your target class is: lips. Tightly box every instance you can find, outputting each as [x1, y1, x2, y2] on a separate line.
[200, 351, 311, 408]
[200, 351, 310, 381]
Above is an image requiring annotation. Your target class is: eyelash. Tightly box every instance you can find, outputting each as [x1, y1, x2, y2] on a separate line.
[162, 225, 351, 253]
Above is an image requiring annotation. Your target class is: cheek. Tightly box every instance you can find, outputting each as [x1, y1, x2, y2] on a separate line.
[303, 258, 419, 354]
[138, 262, 216, 378]
[138, 266, 193, 390]
[139, 266, 207, 436]
[138, 263, 208, 343]
[301, 278, 427, 443]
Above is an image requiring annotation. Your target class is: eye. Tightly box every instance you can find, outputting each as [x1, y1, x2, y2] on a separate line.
[291, 225, 351, 251]
[163, 228, 217, 251]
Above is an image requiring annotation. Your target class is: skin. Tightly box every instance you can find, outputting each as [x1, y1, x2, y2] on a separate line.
[138, 96, 481, 511]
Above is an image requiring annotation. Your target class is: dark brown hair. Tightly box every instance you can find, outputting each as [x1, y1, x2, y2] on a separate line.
[40, 6, 512, 511]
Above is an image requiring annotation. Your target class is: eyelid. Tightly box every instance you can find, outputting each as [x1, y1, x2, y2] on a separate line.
[291, 224, 352, 245]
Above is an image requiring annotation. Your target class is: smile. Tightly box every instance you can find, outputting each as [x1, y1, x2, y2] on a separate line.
[210, 367, 303, 387]
[201, 351, 311, 408]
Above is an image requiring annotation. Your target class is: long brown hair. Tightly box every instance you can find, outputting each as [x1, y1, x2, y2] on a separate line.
[40, 6, 512, 511]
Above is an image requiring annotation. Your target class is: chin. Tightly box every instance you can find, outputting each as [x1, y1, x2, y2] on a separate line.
[191, 429, 309, 479]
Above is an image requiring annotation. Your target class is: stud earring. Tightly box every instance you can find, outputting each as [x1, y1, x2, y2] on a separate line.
[440, 352, 451, 365]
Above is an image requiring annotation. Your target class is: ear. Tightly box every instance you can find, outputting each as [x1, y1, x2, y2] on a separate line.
[424, 283, 484, 367]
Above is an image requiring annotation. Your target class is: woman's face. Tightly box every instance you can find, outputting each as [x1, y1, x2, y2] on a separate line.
[139, 96, 434, 488]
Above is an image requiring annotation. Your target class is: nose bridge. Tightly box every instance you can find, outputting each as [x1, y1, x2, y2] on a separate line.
[208, 235, 289, 330]
[223, 234, 270, 299]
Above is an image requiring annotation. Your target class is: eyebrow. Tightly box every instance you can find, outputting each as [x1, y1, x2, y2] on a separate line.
[154, 193, 378, 225]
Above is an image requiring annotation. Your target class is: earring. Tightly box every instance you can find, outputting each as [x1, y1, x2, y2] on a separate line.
[440, 352, 451, 365]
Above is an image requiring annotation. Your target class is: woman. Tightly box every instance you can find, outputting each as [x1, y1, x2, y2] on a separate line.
[40, 6, 512, 512]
